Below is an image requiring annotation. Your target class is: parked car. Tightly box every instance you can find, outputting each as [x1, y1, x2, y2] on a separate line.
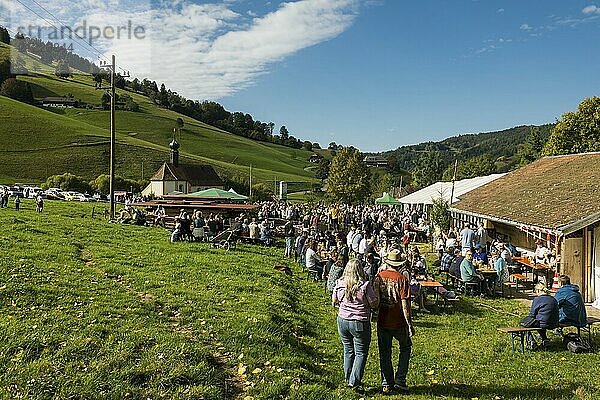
[45, 188, 65, 200]
[63, 191, 80, 201]
[24, 187, 44, 198]
[8, 186, 24, 197]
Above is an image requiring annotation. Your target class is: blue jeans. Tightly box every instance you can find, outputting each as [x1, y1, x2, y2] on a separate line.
[377, 327, 412, 388]
[285, 237, 294, 257]
[337, 317, 371, 387]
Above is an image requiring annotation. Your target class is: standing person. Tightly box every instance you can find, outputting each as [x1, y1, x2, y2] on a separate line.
[283, 217, 295, 258]
[14, 195, 21, 211]
[35, 194, 44, 213]
[373, 249, 415, 393]
[332, 260, 379, 390]
[248, 218, 259, 244]
[476, 222, 487, 251]
[459, 224, 475, 256]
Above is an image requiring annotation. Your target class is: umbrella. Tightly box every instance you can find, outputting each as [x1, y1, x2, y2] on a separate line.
[189, 188, 248, 200]
[375, 192, 401, 205]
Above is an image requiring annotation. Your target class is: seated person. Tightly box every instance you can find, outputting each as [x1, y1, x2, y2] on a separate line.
[460, 250, 487, 294]
[555, 275, 588, 328]
[472, 244, 488, 268]
[117, 208, 132, 224]
[491, 248, 509, 284]
[440, 246, 455, 274]
[305, 240, 323, 280]
[448, 248, 463, 278]
[397, 260, 428, 313]
[526, 283, 559, 350]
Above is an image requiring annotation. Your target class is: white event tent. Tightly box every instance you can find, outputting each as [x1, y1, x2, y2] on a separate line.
[398, 173, 506, 209]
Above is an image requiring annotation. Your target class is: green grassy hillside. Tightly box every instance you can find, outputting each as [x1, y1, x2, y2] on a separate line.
[2, 201, 600, 399]
[0, 42, 317, 188]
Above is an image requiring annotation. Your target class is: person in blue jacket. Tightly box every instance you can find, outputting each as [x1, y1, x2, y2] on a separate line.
[554, 275, 587, 328]
[527, 283, 559, 349]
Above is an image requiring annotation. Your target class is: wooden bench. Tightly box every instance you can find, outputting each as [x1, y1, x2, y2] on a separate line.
[497, 326, 541, 353]
[502, 281, 517, 298]
[443, 296, 460, 310]
[510, 273, 531, 292]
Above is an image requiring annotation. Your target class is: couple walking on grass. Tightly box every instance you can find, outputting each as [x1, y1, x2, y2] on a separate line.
[332, 249, 414, 394]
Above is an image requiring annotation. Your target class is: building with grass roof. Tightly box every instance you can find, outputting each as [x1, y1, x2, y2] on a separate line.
[450, 152, 600, 306]
[142, 138, 224, 197]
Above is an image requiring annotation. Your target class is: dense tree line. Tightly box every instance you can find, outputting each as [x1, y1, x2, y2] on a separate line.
[122, 76, 308, 149]
[11, 33, 100, 74]
[0, 27, 9, 45]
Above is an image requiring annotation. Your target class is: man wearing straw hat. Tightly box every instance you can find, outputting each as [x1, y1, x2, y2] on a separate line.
[373, 249, 415, 393]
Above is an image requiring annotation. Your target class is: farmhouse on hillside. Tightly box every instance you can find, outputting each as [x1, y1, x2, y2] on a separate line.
[141, 138, 224, 197]
[363, 155, 388, 167]
[450, 152, 600, 307]
[308, 153, 323, 163]
[41, 97, 78, 108]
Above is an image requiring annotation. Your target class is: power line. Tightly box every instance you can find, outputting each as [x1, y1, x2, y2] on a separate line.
[12, 0, 110, 64]
[13, 0, 135, 78]
[26, 0, 111, 63]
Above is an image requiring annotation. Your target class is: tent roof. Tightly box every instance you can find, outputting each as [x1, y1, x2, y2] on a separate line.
[189, 188, 248, 200]
[375, 192, 401, 205]
[398, 173, 506, 205]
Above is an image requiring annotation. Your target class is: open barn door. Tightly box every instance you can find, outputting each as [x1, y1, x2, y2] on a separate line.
[593, 227, 600, 309]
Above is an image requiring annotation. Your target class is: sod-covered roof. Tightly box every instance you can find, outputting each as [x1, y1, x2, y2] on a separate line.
[452, 152, 600, 230]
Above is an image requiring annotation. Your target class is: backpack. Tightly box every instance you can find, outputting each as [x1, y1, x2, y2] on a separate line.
[563, 333, 592, 353]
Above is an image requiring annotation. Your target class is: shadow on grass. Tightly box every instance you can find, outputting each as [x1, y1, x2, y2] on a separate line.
[361, 383, 582, 398]
[262, 274, 330, 378]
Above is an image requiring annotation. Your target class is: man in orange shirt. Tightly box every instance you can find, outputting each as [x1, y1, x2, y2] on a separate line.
[374, 249, 415, 393]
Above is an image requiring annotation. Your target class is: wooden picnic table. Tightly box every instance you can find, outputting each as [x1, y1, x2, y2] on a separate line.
[513, 257, 549, 285]
[419, 280, 444, 302]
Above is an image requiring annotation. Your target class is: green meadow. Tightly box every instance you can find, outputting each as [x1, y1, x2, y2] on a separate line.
[1, 41, 318, 188]
[1, 201, 599, 400]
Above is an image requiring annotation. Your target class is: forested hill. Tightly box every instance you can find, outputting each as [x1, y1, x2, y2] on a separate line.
[379, 124, 554, 180]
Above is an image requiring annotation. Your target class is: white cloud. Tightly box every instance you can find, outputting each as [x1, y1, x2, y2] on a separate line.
[3, 0, 360, 100]
[582, 5, 600, 15]
[520, 23, 532, 30]
[497, 8, 505, 13]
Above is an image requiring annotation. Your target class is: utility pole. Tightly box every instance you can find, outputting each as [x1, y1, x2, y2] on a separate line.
[249, 165, 252, 199]
[109, 55, 116, 219]
[450, 159, 458, 205]
[99, 55, 129, 219]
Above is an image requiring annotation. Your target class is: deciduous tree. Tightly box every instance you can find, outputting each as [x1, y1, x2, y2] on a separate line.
[327, 147, 370, 204]
[543, 96, 600, 156]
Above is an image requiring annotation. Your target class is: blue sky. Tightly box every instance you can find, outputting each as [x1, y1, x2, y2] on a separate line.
[220, 1, 600, 151]
[3, 0, 600, 151]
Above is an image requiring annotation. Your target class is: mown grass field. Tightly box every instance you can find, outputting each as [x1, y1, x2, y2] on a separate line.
[1, 201, 599, 400]
[0, 42, 317, 188]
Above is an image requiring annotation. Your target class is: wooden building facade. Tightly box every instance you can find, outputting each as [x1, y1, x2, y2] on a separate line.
[450, 152, 600, 306]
